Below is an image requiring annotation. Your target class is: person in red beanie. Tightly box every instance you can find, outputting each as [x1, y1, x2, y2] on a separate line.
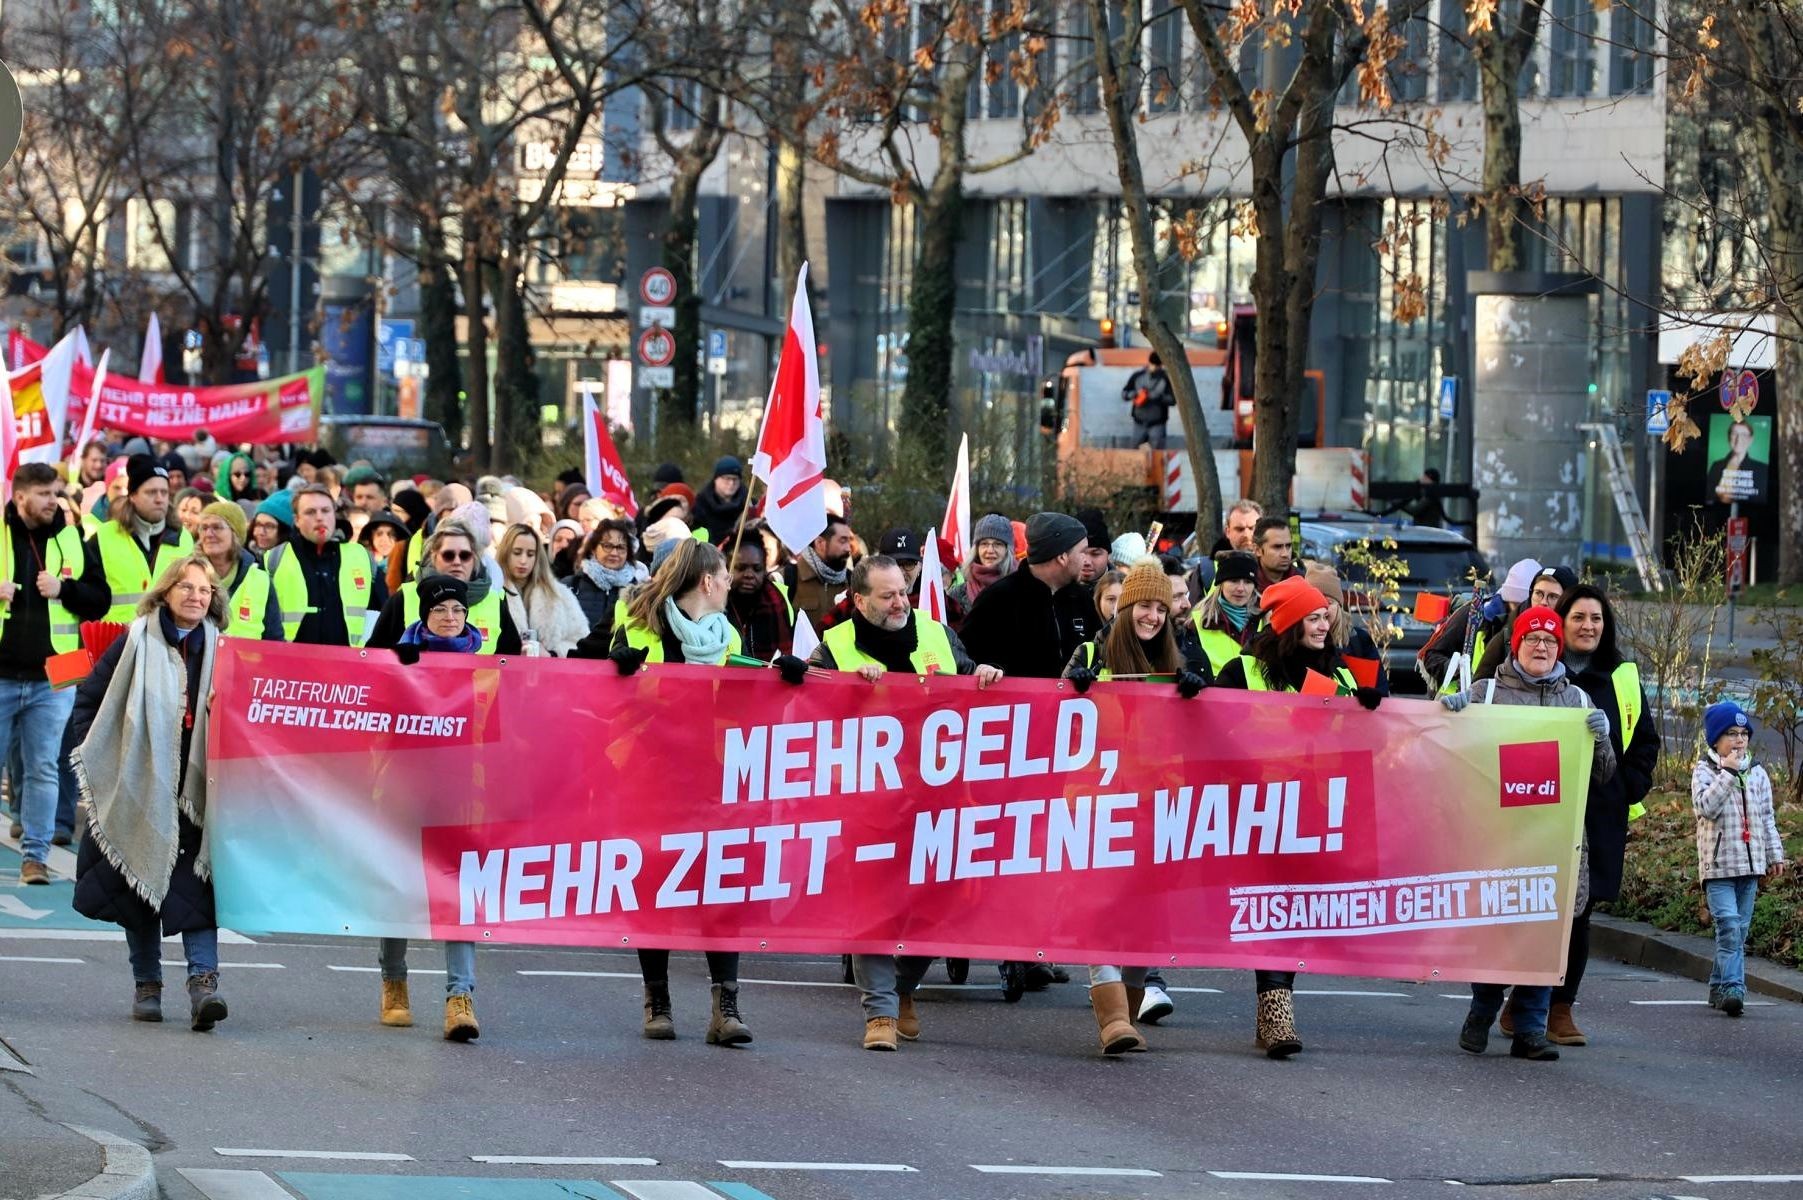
[1441, 605, 1617, 1062]
[1212, 573, 1382, 1060]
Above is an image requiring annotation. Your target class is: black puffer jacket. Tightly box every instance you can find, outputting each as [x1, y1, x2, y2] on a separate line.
[69, 609, 217, 934]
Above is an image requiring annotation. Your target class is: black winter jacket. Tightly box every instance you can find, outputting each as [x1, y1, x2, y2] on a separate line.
[1567, 655, 1660, 901]
[959, 566, 1098, 680]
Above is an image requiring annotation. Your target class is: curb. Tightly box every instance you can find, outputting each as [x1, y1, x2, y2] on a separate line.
[57, 1124, 157, 1200]
[1592, 913, 1803, 1003]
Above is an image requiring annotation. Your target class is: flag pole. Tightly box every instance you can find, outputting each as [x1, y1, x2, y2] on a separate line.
[726, 474, 761, 566]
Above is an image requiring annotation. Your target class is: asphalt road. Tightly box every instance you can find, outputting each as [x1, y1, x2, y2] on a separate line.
[3, 918, 1802, 1200]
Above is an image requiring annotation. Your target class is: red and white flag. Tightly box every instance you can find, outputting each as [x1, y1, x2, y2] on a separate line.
[942, 433, 970, 567]
[0, 369, 17, 504]
[752, 263, 827, 553]
[919, 525, 947, 624]
[581, 383, 638, 518]
[790, 608, 820, 663]
[139, 313, 165, 384]
[68, 349, 111, 478]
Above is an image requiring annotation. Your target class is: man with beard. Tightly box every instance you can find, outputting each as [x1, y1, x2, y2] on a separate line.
[806, 555, 1001, 1050]
[782, 512, 854, 631]
[1073, 508, 1113, 590]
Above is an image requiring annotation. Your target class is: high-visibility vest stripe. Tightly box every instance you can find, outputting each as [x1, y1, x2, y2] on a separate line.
[1238, 654, 1355, 694]
[224, 565, 273, 638]
[400, 580, 504, 655]
[822, 616, 956, 675]
[0, 524, 88, 653]
[266, 542, 375, 644]
[618, 612, 742, 665]
[95, 522, 192, 624]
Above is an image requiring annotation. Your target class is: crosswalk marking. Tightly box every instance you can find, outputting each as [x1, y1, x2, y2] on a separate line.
[215, 1148, 415, 1162]
[613, 1184, 724, 1200]
[179, 1168, 299, 1199]
[717, 1160, 916, 1172]
[472, 1157, 659, 1166]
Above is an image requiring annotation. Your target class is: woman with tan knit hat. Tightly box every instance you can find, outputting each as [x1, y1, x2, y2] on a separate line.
[195, 500, 279, 639]
[1061, 559, 1208, 1055]
[1215, 574, 1383, 1058]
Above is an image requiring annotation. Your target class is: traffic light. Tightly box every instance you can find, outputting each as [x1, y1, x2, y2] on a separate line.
[1099, 318, 1116, 348]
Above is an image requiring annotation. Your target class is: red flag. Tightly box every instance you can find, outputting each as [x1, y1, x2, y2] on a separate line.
[581, 384, 637, 517]
[140, 313, 165, 385]
[942, 434, 970, 567]
[920, 524, 947, 623]
[751, 263, 827, 552]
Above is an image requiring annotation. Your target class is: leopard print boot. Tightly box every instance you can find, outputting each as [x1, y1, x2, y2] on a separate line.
[1255, 987, 1303, 1059]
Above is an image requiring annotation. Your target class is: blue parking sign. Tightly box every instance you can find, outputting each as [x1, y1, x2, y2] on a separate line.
[1438, 376, 1457, 420]
[1646, 389, 1671, 436]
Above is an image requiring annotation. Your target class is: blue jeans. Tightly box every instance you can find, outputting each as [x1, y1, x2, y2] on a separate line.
[1470, 983, 1550, 1036]
[124, 921, 219, 984]
[379, 939, 476, 996]
[1705, 876, 1759, 991]
[0, 679, 74, 862]
[852, 954, 934, 1020]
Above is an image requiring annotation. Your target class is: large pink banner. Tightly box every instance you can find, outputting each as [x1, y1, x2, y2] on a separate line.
[208, 644, 1592, 984]
[68, 363, 320, 445]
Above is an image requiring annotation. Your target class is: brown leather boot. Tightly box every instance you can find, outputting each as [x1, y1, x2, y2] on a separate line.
[706, 984, 753, 1046]
[443, 994, 479, 1042]
[1546, 1001, 1586, 1046]
[380, 979, 413, 1027]
[1498, 990, 1517, 1038]
[896, 994, 920, 1041]
[862, 1016, 898, 1051]
[1255, 987, 1302, 1058]
[1090, 982, 1146, 1055]
[642, 982, 675, 1040]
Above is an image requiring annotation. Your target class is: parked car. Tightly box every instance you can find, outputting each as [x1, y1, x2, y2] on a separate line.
[318, 415, 454, 480]
[1296, 516, 1490, 694]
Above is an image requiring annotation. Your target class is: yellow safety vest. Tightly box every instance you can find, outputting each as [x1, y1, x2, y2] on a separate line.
[618, 611, 742, 665]
[1614, 661, 1647, 820]
[822, 615, 957, 675]
[769, 573, 796, 621]
[223, 563, 273, 639]
[1077, 641, 1112, 682]
[405, 528, 425, 578]
[266, 541, 375, 645]
[1438, 628, 1489, 697]
[95, 522, 193, 623]
[1190, 612, 1245, 675]
[0, 523, 87, 653]
[400, 579, 504, 656]
[1238, 654, 1356, 694]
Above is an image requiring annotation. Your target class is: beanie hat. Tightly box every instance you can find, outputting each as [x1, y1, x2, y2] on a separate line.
[1498, 558, 1542, 604]
[200, 499, 247, 544]
[643, 516, 690, 553]
[649, 531, 688, 573]
[552, 518, 584, 544]
[255, 490, 295, 530]
[1510, 606, 1564, 657]
[417, 574, 469, 613]
[1074, 507, 1111, 550]
[392, 488, 430, 532]
[1261, 575, 1330, 636]
[1304, 562, 1344, 607]
[973, 513, 1014, 549]
[1025, 511, 1087, 564]
[1110, 532, 1150, 568]
[342, 464, 383, 489]
[1214, 551, 1257, 585]
[652, 462, 685, 487]
[1536, 564, 1579, 594]
[192, 476, 215, 495]
[104, 457, 128, 487]
[475, 474, 506, 499]
[125, 453, 168, 495]
[1703, 700, 1753, 748]
[1116, 560, 1171, 613]
[658, 482, 698, 507]
[452, 500, 493, 549]
[713, 456, 743, 479]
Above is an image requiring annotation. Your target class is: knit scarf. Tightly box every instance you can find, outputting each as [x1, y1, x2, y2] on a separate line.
[70, 615, 216, 910]
[398, 620, 483, 654]
[1219, 599, 1251, 631]
[131, 513, 167, 545]
[961, 560, 1005, 603]
[583, 558, 641, 590]
[799, 545, 849, 588]
[664, 596, 734, 663]
[849, 611, 918, 673]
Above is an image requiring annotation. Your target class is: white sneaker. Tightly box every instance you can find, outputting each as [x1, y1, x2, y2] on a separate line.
[1138, 984, 1175, 1024]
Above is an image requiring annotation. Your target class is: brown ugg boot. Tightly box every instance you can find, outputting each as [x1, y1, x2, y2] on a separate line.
[1090, 982, 1146, 1055]
[1546, 1001, 1586, 1046]
[1255, 987, 1303, 1058]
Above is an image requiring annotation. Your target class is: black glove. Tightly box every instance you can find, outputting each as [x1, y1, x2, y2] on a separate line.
[394, 644, 422, 666]
[1353, 686, 1383, 711]
[609, 645, 649, 677]
[1175, 668, 1207, 699]
[774, 654, 809, 684]
[1067, 666, 1097, 694]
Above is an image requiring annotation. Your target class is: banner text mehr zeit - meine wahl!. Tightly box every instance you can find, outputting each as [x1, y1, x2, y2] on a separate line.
[207, 645, 1591, 984]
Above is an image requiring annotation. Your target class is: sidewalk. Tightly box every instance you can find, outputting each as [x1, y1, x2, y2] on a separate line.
[1594, 912, 1803, 1003]
[0, 1037, 155, 1200]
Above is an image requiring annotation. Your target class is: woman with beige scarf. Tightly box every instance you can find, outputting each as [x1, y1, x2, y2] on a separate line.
[69, 552, 231, 1032]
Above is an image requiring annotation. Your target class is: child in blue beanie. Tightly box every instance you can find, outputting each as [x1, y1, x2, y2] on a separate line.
[1691, 700, 1787, 1016]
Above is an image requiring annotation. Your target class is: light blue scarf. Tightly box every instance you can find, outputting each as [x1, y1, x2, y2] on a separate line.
[663, 596, 733, 663]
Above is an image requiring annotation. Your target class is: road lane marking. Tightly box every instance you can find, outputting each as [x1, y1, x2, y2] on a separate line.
[1294, 990, 1409, 997]
[471, 1156, 659, 1166]
[1681, 1176, 1803, 1183]
[971, 1165, 1163, 1177]
[0, 927, 254, 943]
[613, 1185, 723, 1200]
[1166, 987, 1226, 994]
[214, 1148, 415, 1161]
[1630, 999, 1774, 1007]
[163, 960, 284, 969]
[0, 954, 82, 963]
[326, 966, 445, 975]
[517, 970, 641, 978]
[1209, 1171, 1390, 1183]
[179, 1168, 297, 1199]
[708, 1185, 783, 1200]
[717, 1160, 918, 1172]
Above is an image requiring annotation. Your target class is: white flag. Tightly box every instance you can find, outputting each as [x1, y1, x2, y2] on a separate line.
[139, 313, 164, 384]
[790, 607, 820, 663]
[751, 264, 828, 553]
[920, 525, 947, 624]
[68, 349, 110, 477]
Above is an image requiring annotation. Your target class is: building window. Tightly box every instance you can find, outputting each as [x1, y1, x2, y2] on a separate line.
[1436, 0, 1477, 101]
[1147, 5, 1183, 112]
[1390, 1, 1430, 101]
[1547, 0, 1597, 97]
[126, 198, 178, 273]
[1610, 0, 1655, 95]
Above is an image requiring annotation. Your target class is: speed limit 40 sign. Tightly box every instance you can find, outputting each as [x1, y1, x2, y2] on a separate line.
[637, 324, 676, 368]
[640, 267, 676, 306]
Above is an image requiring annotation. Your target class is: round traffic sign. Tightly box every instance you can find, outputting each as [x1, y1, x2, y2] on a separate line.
[637, 325, 676, 368]
[0, 64, 22, 171]
[640, 267, 676, 306]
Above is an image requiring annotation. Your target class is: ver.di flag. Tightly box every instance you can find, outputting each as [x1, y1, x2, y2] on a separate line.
[139, 312, 165, 384]
[942, 434, 971, 567]
[751, 263, 827, 553]
[920, 524, 947, 623]
[581, 383, 637, 518]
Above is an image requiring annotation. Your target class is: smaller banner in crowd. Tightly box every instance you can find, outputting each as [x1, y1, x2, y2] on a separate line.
[210, 645, 1594, 985]
[8, 337, 78, 466]
[68, 362, 321, 445]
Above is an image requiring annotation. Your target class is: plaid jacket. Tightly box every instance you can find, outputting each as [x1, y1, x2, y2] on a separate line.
[1692, 755, 1786, 880]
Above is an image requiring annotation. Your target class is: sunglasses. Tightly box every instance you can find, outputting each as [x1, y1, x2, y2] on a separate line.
[438, 549, 475, 563]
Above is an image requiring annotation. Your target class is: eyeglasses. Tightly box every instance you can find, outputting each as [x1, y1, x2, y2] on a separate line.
[428, 604, 467, 619]
[438, 550, 475, 563]
[1520, 635, 1560, 649]
[598, 541, 630, 553]
[172, 582, 215, 598]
